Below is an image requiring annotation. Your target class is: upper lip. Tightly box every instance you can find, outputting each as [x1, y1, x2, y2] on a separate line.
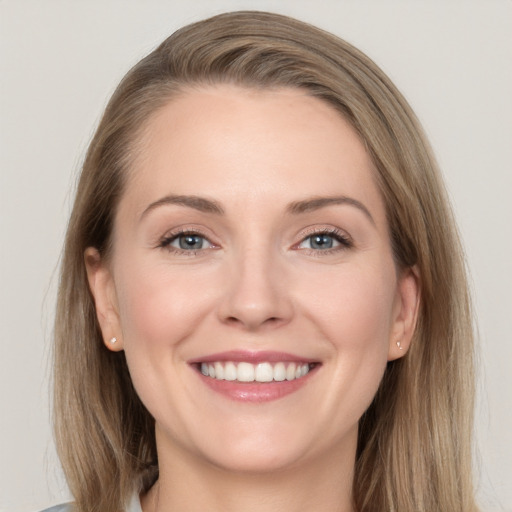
[188, 350, 317, 364]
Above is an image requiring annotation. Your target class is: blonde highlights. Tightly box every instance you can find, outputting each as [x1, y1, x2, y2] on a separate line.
[54, 11, 477, 511]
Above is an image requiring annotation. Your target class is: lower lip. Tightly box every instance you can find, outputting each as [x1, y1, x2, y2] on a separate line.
[194, 366, 318, 403]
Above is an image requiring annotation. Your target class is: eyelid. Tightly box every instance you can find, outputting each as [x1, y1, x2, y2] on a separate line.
[293, 226, 353, 253]
[156, 224, 353, 256]
[157, 226, 220, 255]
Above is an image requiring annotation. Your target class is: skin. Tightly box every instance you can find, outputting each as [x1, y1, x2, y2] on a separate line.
[86, 85, 420, 512]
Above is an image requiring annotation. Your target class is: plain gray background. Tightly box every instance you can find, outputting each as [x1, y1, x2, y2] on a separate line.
[1, 1, 511, 511]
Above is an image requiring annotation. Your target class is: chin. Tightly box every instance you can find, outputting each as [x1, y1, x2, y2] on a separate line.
[186, 419, 341, 475]
[203, 444, 308, 475]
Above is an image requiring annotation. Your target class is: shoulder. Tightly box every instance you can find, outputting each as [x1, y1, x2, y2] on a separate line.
[37, 504, 73, 512]
[35, 493, 140, 512]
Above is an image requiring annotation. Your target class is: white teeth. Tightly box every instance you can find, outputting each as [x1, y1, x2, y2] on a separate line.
[214, 362, 224, 380]
[286, 363, 296, 381]
[255, 362, 274, 382]
[237, 362, 255, 382]
[224, 362, 237, 381]
[199, 361, 312, 382]
[273, 362, 286, 382]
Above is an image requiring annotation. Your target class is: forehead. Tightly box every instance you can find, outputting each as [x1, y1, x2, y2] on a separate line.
[120, 85, 386, 225]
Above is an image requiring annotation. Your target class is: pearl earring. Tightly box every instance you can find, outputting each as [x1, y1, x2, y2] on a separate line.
[110, 337, 117, 344]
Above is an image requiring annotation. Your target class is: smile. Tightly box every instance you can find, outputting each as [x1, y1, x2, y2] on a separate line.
[190, 351, 320, 402]
[200, 361, 312, 382]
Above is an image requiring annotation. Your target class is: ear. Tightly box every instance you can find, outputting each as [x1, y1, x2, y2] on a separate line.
[388, 265, 421, 361]
[84, 247, 124, 352]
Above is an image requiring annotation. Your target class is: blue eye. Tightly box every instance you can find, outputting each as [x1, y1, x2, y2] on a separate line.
[172, 234, 206, 250]
[298, 230, 351, 252]
[308, 234, 336, 249]
[160, 231, 213, 253]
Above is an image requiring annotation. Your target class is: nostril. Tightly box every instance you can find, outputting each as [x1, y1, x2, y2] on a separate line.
[217, 282, 294, 330]
[223, 315, 284, 329]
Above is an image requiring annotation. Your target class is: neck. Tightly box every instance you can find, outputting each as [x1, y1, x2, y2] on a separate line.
[141, 428, 357, 512]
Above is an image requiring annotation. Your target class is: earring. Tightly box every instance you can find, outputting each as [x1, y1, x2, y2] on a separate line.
[396, 340, 403, 350]
[110, 337, 117, 344]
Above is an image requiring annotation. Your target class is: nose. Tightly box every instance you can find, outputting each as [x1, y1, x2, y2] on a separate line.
[217, 245, 294, 331]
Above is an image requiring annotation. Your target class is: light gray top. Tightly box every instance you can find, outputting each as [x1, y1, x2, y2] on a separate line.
[38, 492, 142, 512]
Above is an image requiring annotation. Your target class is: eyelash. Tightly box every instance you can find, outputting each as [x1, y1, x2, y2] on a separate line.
[158, 228, 214, 256]
[158, 227, 353, 256]
[295, 227, 353, 256]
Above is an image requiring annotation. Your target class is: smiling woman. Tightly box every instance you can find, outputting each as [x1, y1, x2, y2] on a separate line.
[47, 11, 477, 512]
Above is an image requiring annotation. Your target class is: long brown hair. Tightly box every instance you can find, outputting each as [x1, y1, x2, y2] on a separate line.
[54, 11, 477, 512]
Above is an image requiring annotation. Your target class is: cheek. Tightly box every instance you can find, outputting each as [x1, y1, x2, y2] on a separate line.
[314, 267, 396, 415]
[299, 261, 396, 411]
[299, 260, 397, 350]
[112, 259, 219, 428]
[114, 260, 216, 351]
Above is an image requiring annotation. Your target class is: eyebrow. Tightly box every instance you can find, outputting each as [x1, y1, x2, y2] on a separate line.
[140, 194, 374, 225]
[140, 194, 225, 220]
[286, 196, 375, 225]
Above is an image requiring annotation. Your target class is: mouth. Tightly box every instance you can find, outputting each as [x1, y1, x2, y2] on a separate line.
[198, 361, 315, 382]
[189, 351, 320, 402]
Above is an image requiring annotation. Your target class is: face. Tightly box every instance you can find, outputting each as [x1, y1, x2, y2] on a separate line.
[86, 85, 419, 474]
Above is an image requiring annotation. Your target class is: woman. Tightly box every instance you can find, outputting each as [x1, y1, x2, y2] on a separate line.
[46, 11, 477, 512]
